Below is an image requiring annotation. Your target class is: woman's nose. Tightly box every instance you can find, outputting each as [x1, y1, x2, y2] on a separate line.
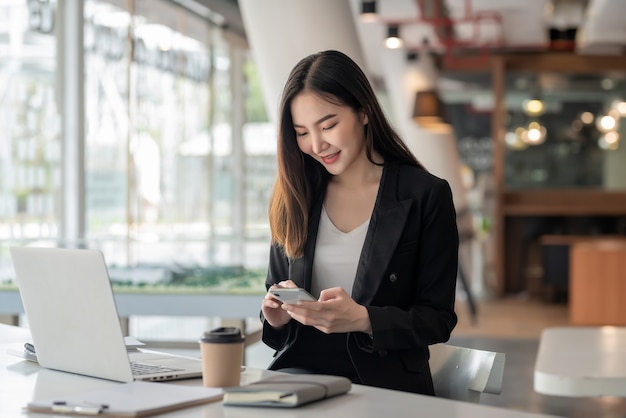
[310, 133, 328, 155]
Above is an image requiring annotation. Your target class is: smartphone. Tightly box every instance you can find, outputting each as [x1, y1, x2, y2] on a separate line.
[269, 287, 316, 304]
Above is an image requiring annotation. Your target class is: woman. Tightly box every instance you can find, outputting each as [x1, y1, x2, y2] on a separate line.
[260, 50, 458, 395]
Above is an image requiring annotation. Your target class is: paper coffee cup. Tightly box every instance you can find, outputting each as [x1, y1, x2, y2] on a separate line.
[199, 327, 245, 387]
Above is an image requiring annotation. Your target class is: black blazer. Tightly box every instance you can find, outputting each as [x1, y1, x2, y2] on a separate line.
[262, 163, 459, 394]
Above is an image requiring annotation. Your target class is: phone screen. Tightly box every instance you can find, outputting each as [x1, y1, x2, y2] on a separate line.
[269, 288, 316, 304]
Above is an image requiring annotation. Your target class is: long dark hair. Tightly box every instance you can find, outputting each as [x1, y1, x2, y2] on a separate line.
[269, 50, 422, 258]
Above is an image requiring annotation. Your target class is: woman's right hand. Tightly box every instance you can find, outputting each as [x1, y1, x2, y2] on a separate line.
[261, 280, 297, 328]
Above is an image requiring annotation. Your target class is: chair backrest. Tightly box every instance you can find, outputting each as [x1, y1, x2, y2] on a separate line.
[428, 343, 506, 403]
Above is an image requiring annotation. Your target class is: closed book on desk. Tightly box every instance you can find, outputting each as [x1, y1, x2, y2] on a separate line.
[222, 374, 351, 408]
[26, 381, 223, 417]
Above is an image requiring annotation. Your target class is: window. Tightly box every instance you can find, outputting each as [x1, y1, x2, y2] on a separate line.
[1, 0, 275, 286]
[0, 0, 60, 277]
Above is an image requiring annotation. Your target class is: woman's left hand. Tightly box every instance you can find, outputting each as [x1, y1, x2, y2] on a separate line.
[281, 287, 372, 334]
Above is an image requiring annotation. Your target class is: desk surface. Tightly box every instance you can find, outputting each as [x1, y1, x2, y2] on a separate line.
[0, 324, 562, 418]
[534, 326, 626, 397]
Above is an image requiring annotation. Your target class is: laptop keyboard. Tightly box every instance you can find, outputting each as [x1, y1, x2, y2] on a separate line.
[130, 361, 184, 376]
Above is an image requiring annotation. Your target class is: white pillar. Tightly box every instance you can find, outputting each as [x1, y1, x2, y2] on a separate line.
[58, 0, 85, 248]
[238, 0, 366, 123]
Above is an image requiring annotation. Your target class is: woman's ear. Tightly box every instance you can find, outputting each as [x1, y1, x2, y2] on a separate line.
[361, 110, 369, 126]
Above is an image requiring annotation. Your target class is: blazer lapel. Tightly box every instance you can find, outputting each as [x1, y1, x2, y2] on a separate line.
[351, 165, 412, 304]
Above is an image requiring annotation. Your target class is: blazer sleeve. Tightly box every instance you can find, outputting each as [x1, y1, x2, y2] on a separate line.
[363, 177, 459, 351]
[260, 242, 298, 350]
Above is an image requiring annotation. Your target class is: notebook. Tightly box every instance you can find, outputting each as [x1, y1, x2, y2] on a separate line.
[10, 246, 204, 383]
[222, 373, 352, 408]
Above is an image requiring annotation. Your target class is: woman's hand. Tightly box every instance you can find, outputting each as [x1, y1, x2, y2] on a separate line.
[261, 280, 298, 328]
[281, 287, 372, 334]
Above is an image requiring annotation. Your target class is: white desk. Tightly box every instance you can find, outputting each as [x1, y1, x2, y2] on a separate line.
[0, 324, 563, 418]
[534, 326, 626, 397]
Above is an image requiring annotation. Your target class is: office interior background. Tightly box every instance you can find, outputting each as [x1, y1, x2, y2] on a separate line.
[1, 1, 626, 413]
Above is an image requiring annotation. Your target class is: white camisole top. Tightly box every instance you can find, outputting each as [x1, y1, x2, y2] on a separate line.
[310, 207, 370, 298]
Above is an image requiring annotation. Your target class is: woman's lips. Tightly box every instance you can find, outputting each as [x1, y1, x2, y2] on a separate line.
[321, 151, 340, 164]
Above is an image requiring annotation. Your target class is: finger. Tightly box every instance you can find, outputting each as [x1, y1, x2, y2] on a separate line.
[319, 287, 346, 301]
[264, 292, 281, 303]
[294, 300, 320, 310]
[263, 297, 281, 309]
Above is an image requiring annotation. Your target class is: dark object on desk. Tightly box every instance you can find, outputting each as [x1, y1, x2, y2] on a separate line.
[222, 374, 351, 407]
[23, 342, 38, 362]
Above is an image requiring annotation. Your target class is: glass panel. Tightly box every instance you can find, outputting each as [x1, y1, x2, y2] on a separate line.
[130, 0, 213, 267]
[503, 73, 626, 189]
[0, 0, 60, 278]
[84, 0, 131, 263]
[242, 57, 275, 266]
[84, 0, 217, 268]
[209, 31, 234, 265]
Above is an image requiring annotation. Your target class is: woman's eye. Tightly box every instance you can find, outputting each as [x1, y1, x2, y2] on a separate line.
[296, 131, 308, 137]
[322, 123, 337, 131]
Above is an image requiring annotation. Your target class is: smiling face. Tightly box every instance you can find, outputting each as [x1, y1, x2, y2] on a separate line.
[291, 91, 369, 177]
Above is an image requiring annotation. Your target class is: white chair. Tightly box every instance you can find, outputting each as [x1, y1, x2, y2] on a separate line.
[429, 343, 506, 403]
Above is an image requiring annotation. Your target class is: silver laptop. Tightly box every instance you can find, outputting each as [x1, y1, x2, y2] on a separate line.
[10, 246, 204, 383]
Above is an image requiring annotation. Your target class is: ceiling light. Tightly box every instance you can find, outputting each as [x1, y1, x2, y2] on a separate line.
[505, 130, 528, 150]
[522, 122, 547, 145]
[613, 101, 626, 117]
[522, 99, 545, 116]
[604, 131, 619, 145]
[384, 25, 403, 49]
[406, 51, 418, 62]
[596, 114, 618, 133]
[599, 132, 619, 151]
[580, 112, 594, 125]
[412, 90, 447, 127]
[360, 1, 377, 23]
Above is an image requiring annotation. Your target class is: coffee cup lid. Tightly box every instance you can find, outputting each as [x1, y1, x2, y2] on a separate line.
[200, 326, 245, 343]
